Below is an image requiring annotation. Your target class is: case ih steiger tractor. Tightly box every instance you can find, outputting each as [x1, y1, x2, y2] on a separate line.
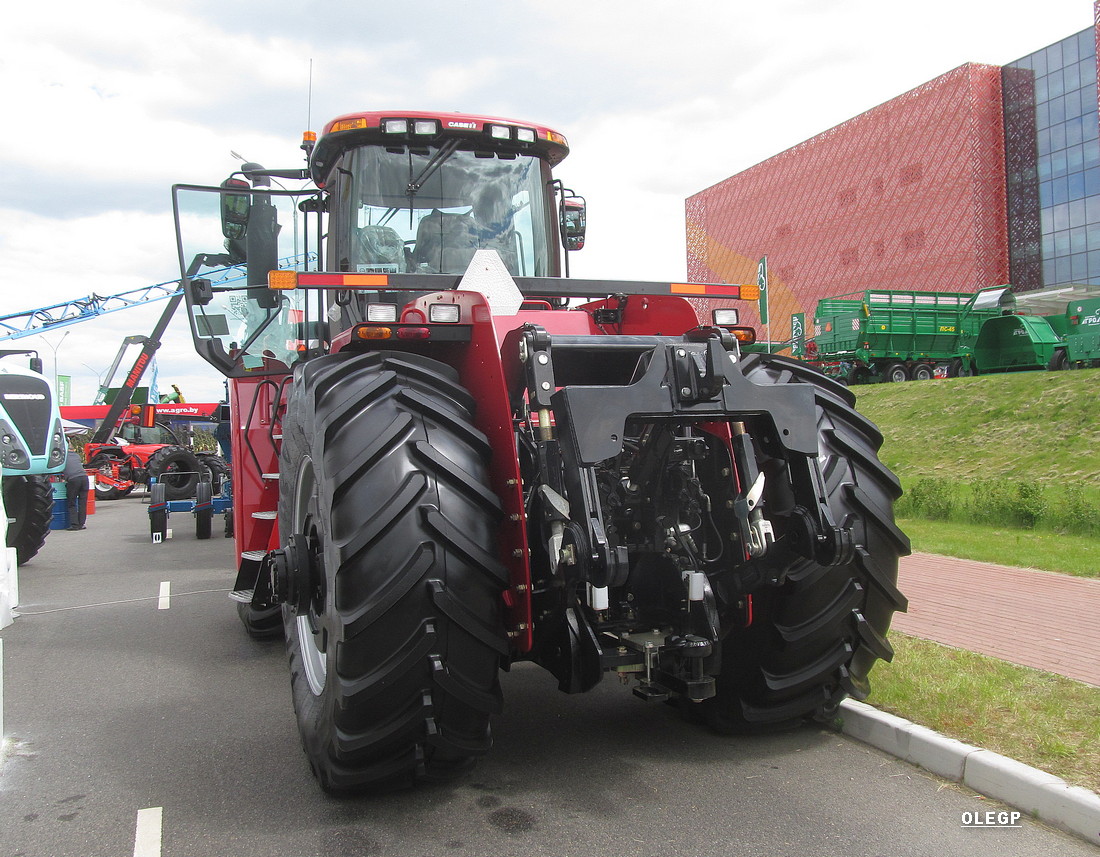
[172, 110, 909, 792]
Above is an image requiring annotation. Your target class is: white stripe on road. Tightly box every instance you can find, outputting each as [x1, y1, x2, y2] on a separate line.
[157, 582, 170, 610]
[133, 806, 162, 857]
[0, 638, 5, 739]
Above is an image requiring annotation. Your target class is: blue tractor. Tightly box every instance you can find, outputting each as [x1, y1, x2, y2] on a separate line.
[1, 351, 67, 565]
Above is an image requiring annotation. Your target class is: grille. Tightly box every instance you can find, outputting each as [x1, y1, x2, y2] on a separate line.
[0, 375, 53, 455]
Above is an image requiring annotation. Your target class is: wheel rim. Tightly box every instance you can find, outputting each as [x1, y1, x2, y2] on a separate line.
[293, 456, 327, 697]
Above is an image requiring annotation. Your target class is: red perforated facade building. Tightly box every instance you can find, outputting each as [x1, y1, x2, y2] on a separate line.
[688, 7, 1100, 345]
[686, 65, 1010, 343]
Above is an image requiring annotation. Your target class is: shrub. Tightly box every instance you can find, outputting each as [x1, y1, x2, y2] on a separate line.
[900, 478, 956, 520]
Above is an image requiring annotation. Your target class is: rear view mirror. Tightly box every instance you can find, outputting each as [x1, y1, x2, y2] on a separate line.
[220, 178, 252, 241]
[560, 196, 586, 251]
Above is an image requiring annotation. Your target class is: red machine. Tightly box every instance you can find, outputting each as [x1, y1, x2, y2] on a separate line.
[84, 411, 216, 501]
[79, 299, 227, 501]
[173, 110, 908, 792]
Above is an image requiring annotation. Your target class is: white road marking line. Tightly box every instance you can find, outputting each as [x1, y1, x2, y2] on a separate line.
[158, 581, 171, 610]
[1, 638, 5, 739]
[133, 806, 163, 857]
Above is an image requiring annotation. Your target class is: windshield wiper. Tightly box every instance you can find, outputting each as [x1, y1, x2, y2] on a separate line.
[404, 138, 462, 224]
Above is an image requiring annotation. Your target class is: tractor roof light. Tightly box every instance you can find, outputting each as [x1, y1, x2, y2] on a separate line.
[366, 303, 399, 322]
[413, 119, 438, 135]
[428, 303, 461, 323]
[383, 119, 409, 134]
[330, 117, 368, 133]
[516, 127, 536, 143]
[713, 309, 740, 326]
[489, 124, 511, 140]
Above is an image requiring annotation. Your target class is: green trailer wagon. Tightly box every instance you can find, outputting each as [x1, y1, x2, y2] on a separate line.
[810, 286, 1013, 383]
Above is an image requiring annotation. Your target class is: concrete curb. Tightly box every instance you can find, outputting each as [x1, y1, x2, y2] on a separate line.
[839, 699, 1100, 848]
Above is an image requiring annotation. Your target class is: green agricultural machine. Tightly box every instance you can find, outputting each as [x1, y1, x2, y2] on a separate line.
[810, 287, 1013, 383]
[974, 295, 1100, 372]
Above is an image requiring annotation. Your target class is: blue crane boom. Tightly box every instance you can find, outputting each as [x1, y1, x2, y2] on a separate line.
[0, 280, 184, 340]
[0, 254, 314, 341]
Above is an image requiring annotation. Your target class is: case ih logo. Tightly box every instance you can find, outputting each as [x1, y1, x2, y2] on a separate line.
[3, 393, 45, 400]
[447, 121, 478, 129]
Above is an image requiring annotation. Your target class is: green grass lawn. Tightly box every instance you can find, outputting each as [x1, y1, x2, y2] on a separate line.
[898, 517, 1100, 579]
[853, 369, 1100, 485]
[869, 633, 1100, 795]
[842, 373, 1100, 792]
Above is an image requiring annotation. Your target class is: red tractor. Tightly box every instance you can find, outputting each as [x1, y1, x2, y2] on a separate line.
[173, 110, 908, 792]
[85, 412, 225, 501]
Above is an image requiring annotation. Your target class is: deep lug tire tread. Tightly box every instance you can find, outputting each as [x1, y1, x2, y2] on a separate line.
[3, 475, 53, 566]
[706, 353, 909, 731]
[281, 351, 506, 792]
[146, 445, 203, 500]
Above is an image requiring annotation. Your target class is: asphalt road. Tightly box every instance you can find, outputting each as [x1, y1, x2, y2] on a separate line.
[1, 495, 1095, 857]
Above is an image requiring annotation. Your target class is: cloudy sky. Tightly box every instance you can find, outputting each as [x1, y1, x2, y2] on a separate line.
[1, 0, 1092, 403]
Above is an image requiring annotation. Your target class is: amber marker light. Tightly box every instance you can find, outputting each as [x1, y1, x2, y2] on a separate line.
[268, 270, 298, 290]
[332, 117, 370, 133]
[355, 325, 392, 340]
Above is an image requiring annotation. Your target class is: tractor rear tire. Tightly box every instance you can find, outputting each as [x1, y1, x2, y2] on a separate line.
[236, 602, 282, 639]
[146, 445, 203, 500]
[702, 353, 909, 731]
[3, 475, 53, 566]
[198, 453, 231, 495]
[280, 351, 507, 792]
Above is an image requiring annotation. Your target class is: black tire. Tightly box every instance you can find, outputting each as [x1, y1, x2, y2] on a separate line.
[236, 602, 282, 638]
[195, 481, 212, 540]
[3, 475, 53, 566]
[197, 453, 231, 495]
[848, 366, 871, 385]
[281, 350, 507, 792]
[146, 445, 203, 500]
[883, 361, 909, 383]
[911, 364, 933, 381]
[702, 353, 910, 731]
[149, 482, 168, 543]
[89, 453, 122, 501]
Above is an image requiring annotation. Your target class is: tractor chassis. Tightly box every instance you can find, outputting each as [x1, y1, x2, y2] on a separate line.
[508, 325, 856, 701]
[235, 319, 870, 717]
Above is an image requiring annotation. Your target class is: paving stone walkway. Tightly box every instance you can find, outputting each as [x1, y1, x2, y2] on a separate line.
[890, 552, 1100, 686]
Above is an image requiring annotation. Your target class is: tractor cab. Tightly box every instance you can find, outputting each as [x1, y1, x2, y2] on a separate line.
[175, 111, 585, 380]
[113, 421, 181, 446]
